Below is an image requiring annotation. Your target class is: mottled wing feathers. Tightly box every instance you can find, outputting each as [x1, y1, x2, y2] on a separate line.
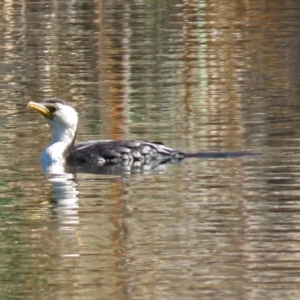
[67, 140, 185, 165]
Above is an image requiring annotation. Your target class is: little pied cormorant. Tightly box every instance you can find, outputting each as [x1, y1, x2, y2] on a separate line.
[27, 98, 190, 170]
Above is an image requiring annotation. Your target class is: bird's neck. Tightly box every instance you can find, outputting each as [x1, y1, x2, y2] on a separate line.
[40, 127, 77, 170]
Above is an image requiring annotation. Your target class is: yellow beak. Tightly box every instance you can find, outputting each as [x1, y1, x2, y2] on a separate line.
[27, 101, 53, 120]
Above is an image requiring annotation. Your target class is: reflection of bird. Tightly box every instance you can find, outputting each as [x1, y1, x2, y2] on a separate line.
[27, 98, 188, 171]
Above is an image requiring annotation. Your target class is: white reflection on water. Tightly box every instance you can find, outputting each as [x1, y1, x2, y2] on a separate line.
[48, 173, 78, 205]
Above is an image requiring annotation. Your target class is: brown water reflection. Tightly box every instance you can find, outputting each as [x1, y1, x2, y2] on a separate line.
[1, 0, 300, 299]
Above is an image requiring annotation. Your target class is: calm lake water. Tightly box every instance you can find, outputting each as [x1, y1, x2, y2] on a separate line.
[1, 0, 300, 299]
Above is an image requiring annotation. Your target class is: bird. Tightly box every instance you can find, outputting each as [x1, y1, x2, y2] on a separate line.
[27, 98, 254, 174]
[27, 98, 191, 173]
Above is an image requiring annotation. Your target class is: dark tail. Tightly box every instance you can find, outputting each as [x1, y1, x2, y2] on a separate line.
[184, 151, 260, 159]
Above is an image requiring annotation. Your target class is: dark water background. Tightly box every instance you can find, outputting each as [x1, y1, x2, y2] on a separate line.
[1, 0, 300, 299]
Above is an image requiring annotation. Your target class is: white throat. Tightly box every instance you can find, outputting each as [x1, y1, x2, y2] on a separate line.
[40, 104, 78, 173]
[40, 126, 76, 168]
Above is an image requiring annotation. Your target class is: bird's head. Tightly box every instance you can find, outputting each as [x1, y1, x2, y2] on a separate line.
[27, 98, 78, 133]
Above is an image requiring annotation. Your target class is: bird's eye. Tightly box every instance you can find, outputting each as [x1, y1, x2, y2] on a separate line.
[48, 106, 57, 113]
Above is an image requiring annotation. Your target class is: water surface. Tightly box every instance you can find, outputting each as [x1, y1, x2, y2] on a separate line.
[1, 0, 300, 299]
